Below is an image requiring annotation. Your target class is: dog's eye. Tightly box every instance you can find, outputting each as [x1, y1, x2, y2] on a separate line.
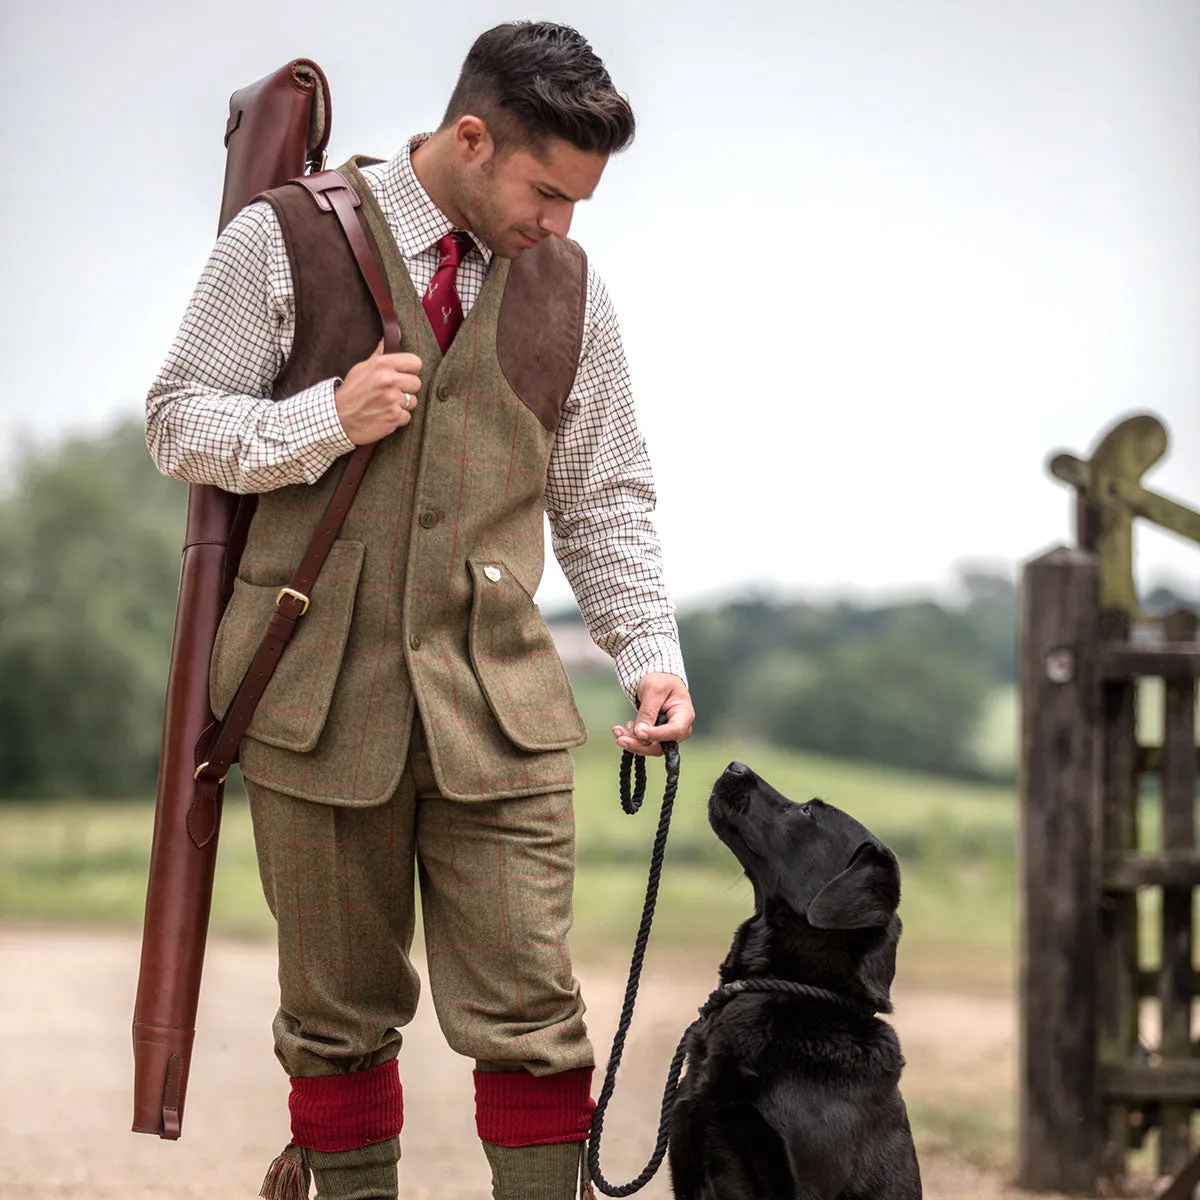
[799, 803, 813, 818]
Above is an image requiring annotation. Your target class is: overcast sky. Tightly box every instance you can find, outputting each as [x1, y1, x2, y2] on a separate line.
[2, 0, 1197, 610]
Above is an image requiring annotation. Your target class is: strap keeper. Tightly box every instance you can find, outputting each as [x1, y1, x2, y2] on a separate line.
[294, 170, 360, 213]
[276, 587, 310, 616]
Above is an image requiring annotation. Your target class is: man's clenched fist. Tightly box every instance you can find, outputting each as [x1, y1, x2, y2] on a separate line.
[335, 339, 424, 445]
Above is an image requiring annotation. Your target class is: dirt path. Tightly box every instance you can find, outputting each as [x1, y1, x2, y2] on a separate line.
[0, 926, 1065, 1199]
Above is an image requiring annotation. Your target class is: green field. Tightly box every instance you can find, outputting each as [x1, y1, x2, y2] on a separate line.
[0, 734, 1018, 991]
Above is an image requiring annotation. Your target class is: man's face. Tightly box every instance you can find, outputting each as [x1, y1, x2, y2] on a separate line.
[454, 124, 608, 258]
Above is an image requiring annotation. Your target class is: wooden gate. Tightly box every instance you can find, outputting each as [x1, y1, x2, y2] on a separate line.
[1019, 414, 1200, 1194]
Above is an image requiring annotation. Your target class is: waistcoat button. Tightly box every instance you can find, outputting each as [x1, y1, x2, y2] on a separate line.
[437, 383, 452, 402]
[409, 633, 421, 651]
[418, 510, 438, 529]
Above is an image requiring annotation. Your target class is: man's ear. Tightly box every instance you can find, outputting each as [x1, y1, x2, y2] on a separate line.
[806, 842, 900, 931]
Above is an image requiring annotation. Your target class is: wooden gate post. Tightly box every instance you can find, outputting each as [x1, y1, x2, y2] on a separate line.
[1017, 545, 1103, 1192]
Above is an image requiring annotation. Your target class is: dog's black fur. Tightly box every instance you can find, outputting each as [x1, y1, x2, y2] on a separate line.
[668, 762, 922, 1199]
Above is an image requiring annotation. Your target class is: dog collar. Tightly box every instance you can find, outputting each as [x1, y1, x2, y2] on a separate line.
[698, 977, 877, 1020]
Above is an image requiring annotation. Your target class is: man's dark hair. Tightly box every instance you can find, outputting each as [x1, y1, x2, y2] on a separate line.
[442, 22, 635, 156]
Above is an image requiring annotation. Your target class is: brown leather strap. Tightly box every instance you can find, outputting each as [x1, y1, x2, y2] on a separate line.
[191, 171, 390, 811]
[293, 170, 402, 353]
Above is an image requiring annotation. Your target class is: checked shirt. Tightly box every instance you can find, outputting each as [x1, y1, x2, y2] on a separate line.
[145, 136, 685, 700]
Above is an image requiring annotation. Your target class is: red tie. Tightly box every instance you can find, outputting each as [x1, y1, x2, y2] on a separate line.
[423, 232, 470, 353]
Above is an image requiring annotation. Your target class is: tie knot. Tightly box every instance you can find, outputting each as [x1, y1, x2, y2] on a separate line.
[436, 232, 469, 270]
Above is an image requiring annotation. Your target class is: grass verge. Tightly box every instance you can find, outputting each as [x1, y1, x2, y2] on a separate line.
[0, 736, 1017, 990]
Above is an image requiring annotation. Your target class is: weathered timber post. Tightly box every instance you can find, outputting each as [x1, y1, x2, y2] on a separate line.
[1017, 545, 1103, 1192]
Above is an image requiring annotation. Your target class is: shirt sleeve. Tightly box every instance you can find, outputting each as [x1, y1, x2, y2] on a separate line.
[144, 201, 356, 494]
[545, 265, 688, 704]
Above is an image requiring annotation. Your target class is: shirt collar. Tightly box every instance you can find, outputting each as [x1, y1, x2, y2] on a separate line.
[374, 135, 493, 266]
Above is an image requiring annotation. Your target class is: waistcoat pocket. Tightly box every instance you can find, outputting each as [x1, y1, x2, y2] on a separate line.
[466, 557, 588, 752]
[209, 539, 366, 753]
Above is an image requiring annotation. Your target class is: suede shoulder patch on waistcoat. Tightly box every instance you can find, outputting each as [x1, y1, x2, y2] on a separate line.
[261, 177, 386, 400]
[496, 236, 588, 432]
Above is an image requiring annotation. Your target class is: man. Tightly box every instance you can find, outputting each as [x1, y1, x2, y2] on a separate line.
[146, 21, 692, 1200]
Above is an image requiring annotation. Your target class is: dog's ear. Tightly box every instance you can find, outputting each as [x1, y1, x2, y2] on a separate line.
[806, 841, 900, 930]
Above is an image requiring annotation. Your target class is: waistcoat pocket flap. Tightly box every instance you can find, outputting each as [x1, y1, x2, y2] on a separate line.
[466, 557, 588, 753]
[209, 539, 366, 753]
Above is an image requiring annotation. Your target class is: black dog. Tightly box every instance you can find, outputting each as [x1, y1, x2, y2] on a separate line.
[668, 762, 922, 1199]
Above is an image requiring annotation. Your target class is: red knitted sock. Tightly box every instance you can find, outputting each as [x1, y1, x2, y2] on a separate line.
[474, 1066, 595, 1147]
[289, 1059, 404, 1152]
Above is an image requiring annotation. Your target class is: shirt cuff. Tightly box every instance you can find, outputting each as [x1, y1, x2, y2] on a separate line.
[615, 635, 689, 706]
[276, 378, 357, 482]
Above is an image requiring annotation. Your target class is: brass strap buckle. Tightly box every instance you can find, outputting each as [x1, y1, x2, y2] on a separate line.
[193, 761, 228, 784]
[276, 587, 311, 616]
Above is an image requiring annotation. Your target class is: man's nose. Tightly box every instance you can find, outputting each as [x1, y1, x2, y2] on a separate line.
[538, 204, 574, 238]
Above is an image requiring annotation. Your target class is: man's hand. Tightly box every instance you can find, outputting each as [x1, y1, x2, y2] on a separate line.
[611, 673, 695, 757]
[336, 339, 425, 445]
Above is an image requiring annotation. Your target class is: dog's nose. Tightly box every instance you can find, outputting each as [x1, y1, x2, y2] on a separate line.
[725, 761, 751, 776]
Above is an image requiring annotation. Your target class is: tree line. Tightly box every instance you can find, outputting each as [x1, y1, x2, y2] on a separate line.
[675, 582, 1016, 779]
[0, 421, 185, 796]
[0, 417, 1192, 797]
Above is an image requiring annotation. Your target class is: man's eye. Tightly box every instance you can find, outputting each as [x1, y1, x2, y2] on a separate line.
[535, 187, 555, 199]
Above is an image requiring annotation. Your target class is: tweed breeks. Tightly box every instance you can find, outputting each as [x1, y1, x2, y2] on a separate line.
[245, 722, 594, 1089]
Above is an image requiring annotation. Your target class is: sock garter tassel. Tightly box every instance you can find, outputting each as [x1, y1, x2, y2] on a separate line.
[259, 1142, 311, 1200]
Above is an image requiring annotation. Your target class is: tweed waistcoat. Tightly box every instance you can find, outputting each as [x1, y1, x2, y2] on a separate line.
[208, 157, 589, 805]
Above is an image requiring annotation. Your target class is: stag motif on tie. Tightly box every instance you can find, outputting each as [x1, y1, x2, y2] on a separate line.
[423, 232, 467, 351]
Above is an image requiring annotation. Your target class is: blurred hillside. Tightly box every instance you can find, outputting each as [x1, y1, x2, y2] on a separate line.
[1, 416, 1195, 798]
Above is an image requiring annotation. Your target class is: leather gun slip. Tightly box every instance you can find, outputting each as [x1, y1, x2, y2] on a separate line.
[131, 59, 333, 1140]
